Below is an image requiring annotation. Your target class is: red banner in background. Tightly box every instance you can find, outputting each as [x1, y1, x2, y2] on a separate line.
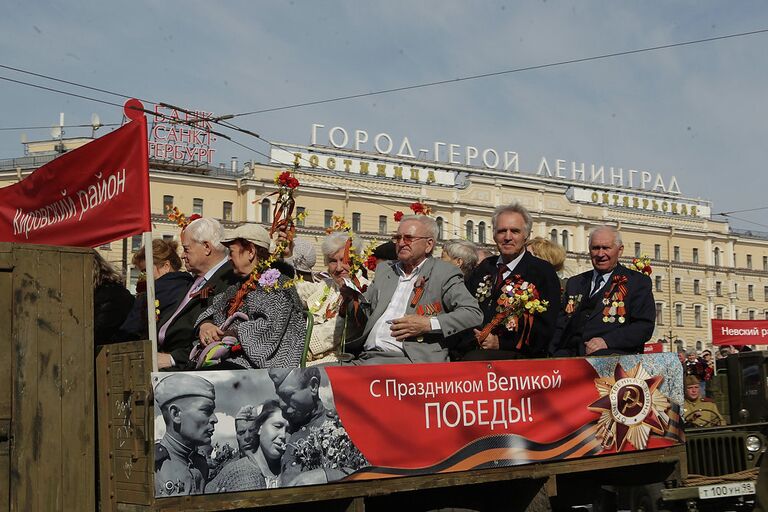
[712, 319, 768, 346]
[644, 342, 665, 353]
[0, 99, 150, 248]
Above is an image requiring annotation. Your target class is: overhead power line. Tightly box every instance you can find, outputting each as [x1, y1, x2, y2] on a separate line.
[229, 28, 768, 117]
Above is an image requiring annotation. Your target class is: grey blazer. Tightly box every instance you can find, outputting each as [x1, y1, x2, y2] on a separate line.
[345, 257, 483, 362]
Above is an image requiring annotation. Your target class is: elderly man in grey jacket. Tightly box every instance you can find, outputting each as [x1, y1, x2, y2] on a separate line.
[343, 215, 483, 365]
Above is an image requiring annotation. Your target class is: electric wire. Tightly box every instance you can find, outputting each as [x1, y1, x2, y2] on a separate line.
[230, 28, 768, 117]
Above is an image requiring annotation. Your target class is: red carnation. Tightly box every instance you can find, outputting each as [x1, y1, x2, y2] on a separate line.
[231, 343, 243, 355]
[410, 202, 424, 214]
[393, 211, 404, 222]
[644, 266, 652, 275]
[364, 255, 378, 271]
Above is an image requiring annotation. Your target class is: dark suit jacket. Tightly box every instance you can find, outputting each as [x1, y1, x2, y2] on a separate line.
[345, 257, 483, 362]
[550, 263, 655, 356]
[160, 260, 238, 369]
[465, 252, 561, 358]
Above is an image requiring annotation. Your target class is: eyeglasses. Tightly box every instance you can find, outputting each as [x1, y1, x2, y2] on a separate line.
[391, 234, 431, 244]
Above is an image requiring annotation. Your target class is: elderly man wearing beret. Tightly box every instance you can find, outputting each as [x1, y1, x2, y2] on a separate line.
[154, 374, 218, 496]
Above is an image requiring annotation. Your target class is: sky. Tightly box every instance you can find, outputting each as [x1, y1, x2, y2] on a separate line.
[2, 1, 768, 231]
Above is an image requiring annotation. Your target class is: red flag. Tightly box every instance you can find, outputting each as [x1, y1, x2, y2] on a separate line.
[712, 319, 768, 346]
[0, 99, 150, 247]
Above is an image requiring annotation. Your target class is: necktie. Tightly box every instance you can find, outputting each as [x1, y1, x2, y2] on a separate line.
[590, 275, 605, 297]
[494, 262, 507, 289]
[158, 275, 206, 346]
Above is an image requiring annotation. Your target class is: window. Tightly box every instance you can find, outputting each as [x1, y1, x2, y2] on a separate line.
[222, 201, 233, 221]
[131, 235, 142, 252]
[675, 304, 683, 327]
[466, 220, 474, 242]
[99, 243, 111, 250]
[378, 215, 387, 235]
[261, 199, 271, 223]
[675, 339, 684, 353]
[478, 221, 486, 245]
[764, 255, 768, 271]
[749, 310, 756, 320]
[765, 286, 768, 301]
[693, 279, 701, 295]
[162, 234, 173, 242]
[655, 275, 662, 292]
[734, 283, 739, 296]
[733, 253, 737, 267]
[735, 308, 740, 320]
[692, 248, 699, 264]
[694, 305, 702, 328]
[129, 267, 141, 292]
[674, 278, 681, 293]
[748, 284, 754, 300]
[324, 209, 333, 229]
[436, 217, 444, 240]
[163, 194, 174, 213]
[550, 229, 557, 243]
[655, 303, 664, 325]
[193, 198, 203, 216]
[673, 246, 680, 262]
[716, 281, 722, 296]
[716, 306, 724, 320]
[561, 230, 569, 251]
[765, 310, 768, 320]
[352, 212, 361, 233]
[634, 242, 641, 257]
[747, 254, 753, 269]
[714, 247, 720, 266]
[654, 244, 661, 260]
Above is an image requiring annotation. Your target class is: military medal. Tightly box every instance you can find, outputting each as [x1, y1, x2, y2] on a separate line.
[601, 275, 628, 323]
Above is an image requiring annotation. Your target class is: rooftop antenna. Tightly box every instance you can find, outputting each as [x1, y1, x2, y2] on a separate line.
[51, 112, 65, 153]
[91, 113, 102, 138]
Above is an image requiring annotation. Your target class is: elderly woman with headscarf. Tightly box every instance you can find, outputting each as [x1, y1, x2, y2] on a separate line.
[294, 232, 370, 365]
[193, 224, 306, 369]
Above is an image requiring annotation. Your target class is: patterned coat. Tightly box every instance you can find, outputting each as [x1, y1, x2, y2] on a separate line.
[195, 274, 306, 369]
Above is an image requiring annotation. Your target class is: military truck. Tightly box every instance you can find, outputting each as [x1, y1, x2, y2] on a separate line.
[610, 350, 767, 512]
[2, 243, 691, 512]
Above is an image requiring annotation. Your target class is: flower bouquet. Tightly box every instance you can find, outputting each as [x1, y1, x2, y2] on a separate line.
[292, 417, 368, 472]
[475, 274, 549, 350]
[393, 201, 433, 221]
[627, 255, 652, 275]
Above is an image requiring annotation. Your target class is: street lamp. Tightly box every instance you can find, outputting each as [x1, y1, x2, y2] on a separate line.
[663, 330, 681, 352]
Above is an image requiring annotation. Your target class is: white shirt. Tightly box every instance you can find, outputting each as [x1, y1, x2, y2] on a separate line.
[202, 256, 229, 284]
[364, 259, 434, 353]
[590, 269, 615, 296]
[496, 251, 526, 281]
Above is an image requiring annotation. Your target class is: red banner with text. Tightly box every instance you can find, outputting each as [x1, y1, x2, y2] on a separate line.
[0, 100, 150, 248]
[712, 319, 768, 346]
[152, 353, 684, 497]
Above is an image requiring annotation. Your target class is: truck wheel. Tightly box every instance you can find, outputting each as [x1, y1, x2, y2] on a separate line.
[629, 484, 673, 512]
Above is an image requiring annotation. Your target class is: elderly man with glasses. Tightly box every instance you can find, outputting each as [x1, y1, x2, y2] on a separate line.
[341, 215, 483, 365]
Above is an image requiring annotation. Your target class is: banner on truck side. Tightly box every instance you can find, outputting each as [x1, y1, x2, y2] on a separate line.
[152, 353, 684, 497]
[0, 99, 150, 248]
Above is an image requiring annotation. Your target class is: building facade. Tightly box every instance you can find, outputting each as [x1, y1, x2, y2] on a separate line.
[2, 131, 767, 354]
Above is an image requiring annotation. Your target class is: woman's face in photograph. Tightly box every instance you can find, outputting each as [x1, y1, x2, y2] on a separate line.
[259, 409, 289, 461]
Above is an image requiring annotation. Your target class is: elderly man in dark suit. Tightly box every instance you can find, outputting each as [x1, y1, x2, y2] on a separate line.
[462, 203, 561, 360]
[343, 215, 483, 365]
[550, 225, 655, 357]
[156, 217, 238, 370]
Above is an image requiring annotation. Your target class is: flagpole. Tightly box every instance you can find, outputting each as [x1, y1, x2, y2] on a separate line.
[143, 231, 159, 373]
